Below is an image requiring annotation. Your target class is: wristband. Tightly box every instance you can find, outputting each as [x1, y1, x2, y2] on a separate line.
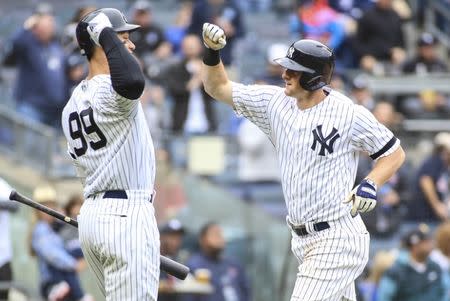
[203, 48, 220, 66]
[363, 178, 377, 191]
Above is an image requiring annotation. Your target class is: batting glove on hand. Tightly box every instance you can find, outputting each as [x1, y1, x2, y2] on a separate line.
[202, 23, 227, 50]
[344, 179, 377, 216]
[87, 13, 113, 46]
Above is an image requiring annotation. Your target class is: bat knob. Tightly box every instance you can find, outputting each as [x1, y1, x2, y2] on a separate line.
[9, 190, 17, 201]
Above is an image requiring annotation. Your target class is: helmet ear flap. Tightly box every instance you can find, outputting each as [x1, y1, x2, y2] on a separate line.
[76, 21, 94, 59]
[299, 73, 325, 91]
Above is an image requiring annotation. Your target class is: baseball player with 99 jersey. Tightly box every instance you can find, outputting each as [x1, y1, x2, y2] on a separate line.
[61, 8, 159, 300]
[201, 23, 406, 301]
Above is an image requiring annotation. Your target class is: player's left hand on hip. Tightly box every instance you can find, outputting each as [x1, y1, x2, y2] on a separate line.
[87, 12, 113, 46]
[344, 179, 377, 216]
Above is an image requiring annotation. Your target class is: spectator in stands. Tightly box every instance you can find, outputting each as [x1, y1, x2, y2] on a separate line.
[400, 89, 450, 119]
[328, 0, 373, 19]
[236, 118, 280, 202]
[329, 67, 347, 92]
[408, 132, 450, 223]
[187, 0, 245, 66]
[402, 32, 448, 75]
[377, 224, 449, 301]
[372, 101, 403, 133]
[182, 221, 251, 301]
[61, 5, 97, 55]
[289, 0, 346, 51]
[30, 186, 91, 301]
[3, 5, 68, 128]
[159, 219, 187, 301]
[350, 73, 375, 110]
[130, 0, 172, 60]
[256, 43, 289, 86]
[430, 221, 450, 277]
[160, 219, 186, 262]
[65, 53, 86, 97]
[165, 0, 194, 56]
[58, 194, 84, 260]
[352, 0, 406, 75]
[130, 0, 174, 82]
[289, 0, 359, 69]
[357, 250, 396, 301]
[162, 34, 217, 134]
[141, 84, 171, 149]
[0, 178, 18, 301]
[154, 149, 187, 224]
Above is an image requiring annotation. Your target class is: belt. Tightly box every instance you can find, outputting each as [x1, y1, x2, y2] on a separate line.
[291, 221, 330, 236]
[103, 190, 128, 199]
[91, 190, 153, 202]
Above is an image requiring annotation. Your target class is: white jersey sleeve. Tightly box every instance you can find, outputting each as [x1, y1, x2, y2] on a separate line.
[91, 76, 138, 117]
[232, 82, 281, 136]
[350, 104, 400, 160]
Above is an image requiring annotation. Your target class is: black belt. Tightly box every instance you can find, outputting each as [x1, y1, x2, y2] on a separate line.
[91, 190, 153, 203]
[103, 190, 128, 199]
[292, 221, 330, 236]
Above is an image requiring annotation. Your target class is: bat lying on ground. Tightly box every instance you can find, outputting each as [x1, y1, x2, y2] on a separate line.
[9, 190, 189, 280]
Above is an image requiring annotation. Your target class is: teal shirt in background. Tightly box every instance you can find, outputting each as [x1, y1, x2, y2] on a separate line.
[377, 250, 449, 301]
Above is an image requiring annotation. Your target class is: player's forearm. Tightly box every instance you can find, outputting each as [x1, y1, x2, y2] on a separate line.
[202, 49, 233, 106]
[365, 146, 405, 187]
[99, 27, 145, 100]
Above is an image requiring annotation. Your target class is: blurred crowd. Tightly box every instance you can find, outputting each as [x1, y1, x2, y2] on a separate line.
[0, 179, 251, 301]
[357, 223, 450, 301]
[1, 0, 450, 300]
[2, 0, 450, 134]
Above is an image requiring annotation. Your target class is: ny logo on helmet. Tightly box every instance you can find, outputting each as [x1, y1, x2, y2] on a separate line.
[287, 47, 295, 58]
[311, 125, 340, 156]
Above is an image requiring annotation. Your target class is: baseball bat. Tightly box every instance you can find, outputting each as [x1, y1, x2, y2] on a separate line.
[9, 190, 190, 280]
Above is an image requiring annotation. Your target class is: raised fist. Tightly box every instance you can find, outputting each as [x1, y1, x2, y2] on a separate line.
[202, 23, 227, 51]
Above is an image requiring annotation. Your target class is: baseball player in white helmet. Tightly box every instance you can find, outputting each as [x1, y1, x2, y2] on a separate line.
[201, 23, 405, 301]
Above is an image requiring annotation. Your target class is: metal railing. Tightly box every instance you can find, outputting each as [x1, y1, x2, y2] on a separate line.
[425, 0, 450, 48]
[0, 281, 41, 301]
[0, 106, 57, 175]
[365, 73, 450, 95]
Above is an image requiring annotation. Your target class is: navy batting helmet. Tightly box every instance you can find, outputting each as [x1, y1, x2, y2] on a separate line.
[274, 39, 335, 91]
[76, 8, 140, 59]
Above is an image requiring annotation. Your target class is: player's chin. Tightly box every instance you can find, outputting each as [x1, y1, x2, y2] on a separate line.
[284, 86, 293, 96]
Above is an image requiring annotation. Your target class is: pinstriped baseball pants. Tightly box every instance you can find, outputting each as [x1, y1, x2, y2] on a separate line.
[290, 214, 370, 301]
[78, 192, 160, 300]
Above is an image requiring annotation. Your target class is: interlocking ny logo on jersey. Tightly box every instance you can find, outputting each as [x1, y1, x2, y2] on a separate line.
[311, 125, 340, 156]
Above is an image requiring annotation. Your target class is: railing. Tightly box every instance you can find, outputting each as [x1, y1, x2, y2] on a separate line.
[425, 0, 450, 48]
[364, 73, 450, 95]
[0, 106, 57, 176]
[0, 281, 41, 301]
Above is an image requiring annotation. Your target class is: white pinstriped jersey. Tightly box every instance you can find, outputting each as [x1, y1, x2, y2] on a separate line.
[232, 83, 400, 225]
[62, 75, 155, 198]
